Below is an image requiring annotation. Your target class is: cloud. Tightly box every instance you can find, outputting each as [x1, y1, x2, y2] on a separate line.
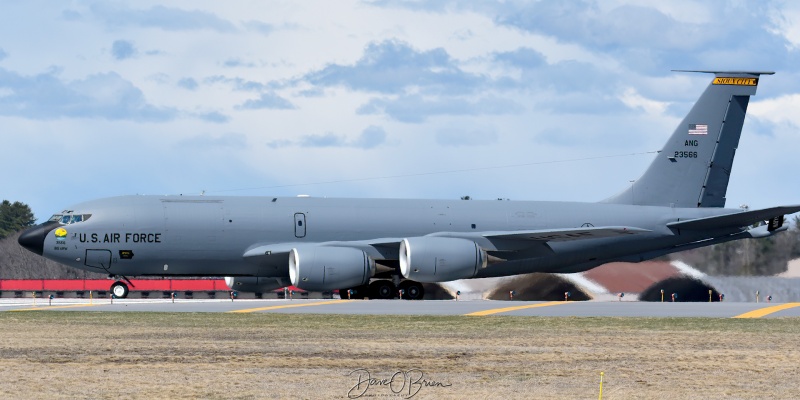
[223, 58, 258, 68]
[749, 93, 800, 128]
[371, 1, 790, 76]
[243, 20, 275, 35]
[177, 77, 198, 90]
[0, 48, 6, 61]
[618, 87, 669, 115]
[236, 92, 295, 110]
[0, 68, 176, 121]
[535, 92, 629, 115]
[436, 128, 498, 147]
[492, 47, 546, 70]
[499, 1, 789, 73]
[357, 94, 522, 123]
[61, 9, 82, 21]
[111, 40, 137, 60]
[197, 111, 230, 123]
[205, 76, 267, 92]
[352, 125, 387, 149]
[305, 39, 485, 95]
[267, 126, 388, 149]
[90, 3, 236, 32]
[177, 133, 247, 149]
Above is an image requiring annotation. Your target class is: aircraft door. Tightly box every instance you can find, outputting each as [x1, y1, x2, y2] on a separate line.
[85, 249, 112, 270]
[294, 213, 306, 238]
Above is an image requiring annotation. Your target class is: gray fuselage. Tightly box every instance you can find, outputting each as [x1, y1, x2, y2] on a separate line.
[40, 195, 742, 279]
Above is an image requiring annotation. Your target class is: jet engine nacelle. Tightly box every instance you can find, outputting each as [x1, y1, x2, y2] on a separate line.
[224, 276, 290, 293]
[399, 237, 487, 282]
[289, 246, 375, 291]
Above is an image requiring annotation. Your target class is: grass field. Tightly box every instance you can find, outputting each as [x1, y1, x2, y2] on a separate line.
[1, 312, 799, 399]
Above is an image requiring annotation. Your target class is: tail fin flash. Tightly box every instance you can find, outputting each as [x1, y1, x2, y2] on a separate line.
[604, 70, 774, 208]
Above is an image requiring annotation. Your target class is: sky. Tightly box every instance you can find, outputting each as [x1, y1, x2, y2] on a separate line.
[2, 0, 800, 221]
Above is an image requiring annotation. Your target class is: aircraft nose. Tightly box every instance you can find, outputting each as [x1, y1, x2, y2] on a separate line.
[18, 221, 59, 256]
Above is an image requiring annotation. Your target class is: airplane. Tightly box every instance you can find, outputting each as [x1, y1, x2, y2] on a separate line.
[18, 70, 800, 300]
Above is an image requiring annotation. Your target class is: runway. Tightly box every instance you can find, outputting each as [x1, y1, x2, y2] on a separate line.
[2, 298, 800, 318]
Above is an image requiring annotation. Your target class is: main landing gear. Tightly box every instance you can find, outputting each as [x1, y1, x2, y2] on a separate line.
[399, 280, 424, 300]
[340, 280, 425, 300]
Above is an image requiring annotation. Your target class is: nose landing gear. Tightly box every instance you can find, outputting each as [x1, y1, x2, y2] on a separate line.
[110, 281, 129, 298]
[109, 275, 134, 299]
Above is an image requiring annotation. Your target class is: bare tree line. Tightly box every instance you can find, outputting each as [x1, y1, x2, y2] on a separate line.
[0, 230, 106, 279]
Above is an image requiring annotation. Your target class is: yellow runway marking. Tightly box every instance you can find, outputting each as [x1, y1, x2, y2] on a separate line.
[10, 303, 105, 312]
[466, 301, 567, 316]
[732, 303, 800, 319]
[229, 300, 344, 313]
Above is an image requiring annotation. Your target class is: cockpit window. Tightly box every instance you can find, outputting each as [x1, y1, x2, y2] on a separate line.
[49, 214, 92, 225]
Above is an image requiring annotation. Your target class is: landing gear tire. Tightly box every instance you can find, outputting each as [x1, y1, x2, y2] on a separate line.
[111, 281, 129, 299]
[369, 280, 396, 300]
[399, 281, 424, 300]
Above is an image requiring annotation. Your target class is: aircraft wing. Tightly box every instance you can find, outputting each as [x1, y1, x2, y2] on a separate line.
[242, 227, 652, 261]
[478, 226, 651, 242]
[429, 226, 652, 252]
[667, 205, 800, 231]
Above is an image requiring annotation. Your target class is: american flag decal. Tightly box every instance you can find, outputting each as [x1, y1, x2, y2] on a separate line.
[688, 124, 708, 135]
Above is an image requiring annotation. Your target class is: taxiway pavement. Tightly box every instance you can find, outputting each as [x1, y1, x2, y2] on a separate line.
[2, 298, 800, 318]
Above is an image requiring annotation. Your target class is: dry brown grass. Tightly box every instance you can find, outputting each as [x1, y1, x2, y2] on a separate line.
[1, 312, 799, 399]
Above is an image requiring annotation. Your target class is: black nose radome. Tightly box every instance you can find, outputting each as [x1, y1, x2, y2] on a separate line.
[17, 221, 59, 256]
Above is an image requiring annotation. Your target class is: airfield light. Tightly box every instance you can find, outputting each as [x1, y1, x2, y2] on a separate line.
[660, 289, 664, 302]
[399, 289, 405, 299]
[756, 290, 760, 303]
[709, 289, 712, 302]
[510, 290, 515, 300]
[618, 293, 624, 301]
[671, 293, 676, 302]
[767, 295, 773, 303]
[48, 294, 54, 306]
[456, 290, 461, 301]
[565, 291, 571, 301]
[719, 293, 725, 302]
[290, 290, 294, 300]
[32, 291, 36, 306]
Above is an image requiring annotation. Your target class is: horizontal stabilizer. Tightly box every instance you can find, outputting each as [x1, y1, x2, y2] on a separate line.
[667, 205, 800, 231]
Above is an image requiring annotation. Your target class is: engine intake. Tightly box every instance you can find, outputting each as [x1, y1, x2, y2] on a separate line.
[399, 237, 487, 282]
[289, 246, 374, 291]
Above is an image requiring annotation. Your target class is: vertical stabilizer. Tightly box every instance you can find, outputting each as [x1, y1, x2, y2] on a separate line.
[603, 71, 773, 208]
